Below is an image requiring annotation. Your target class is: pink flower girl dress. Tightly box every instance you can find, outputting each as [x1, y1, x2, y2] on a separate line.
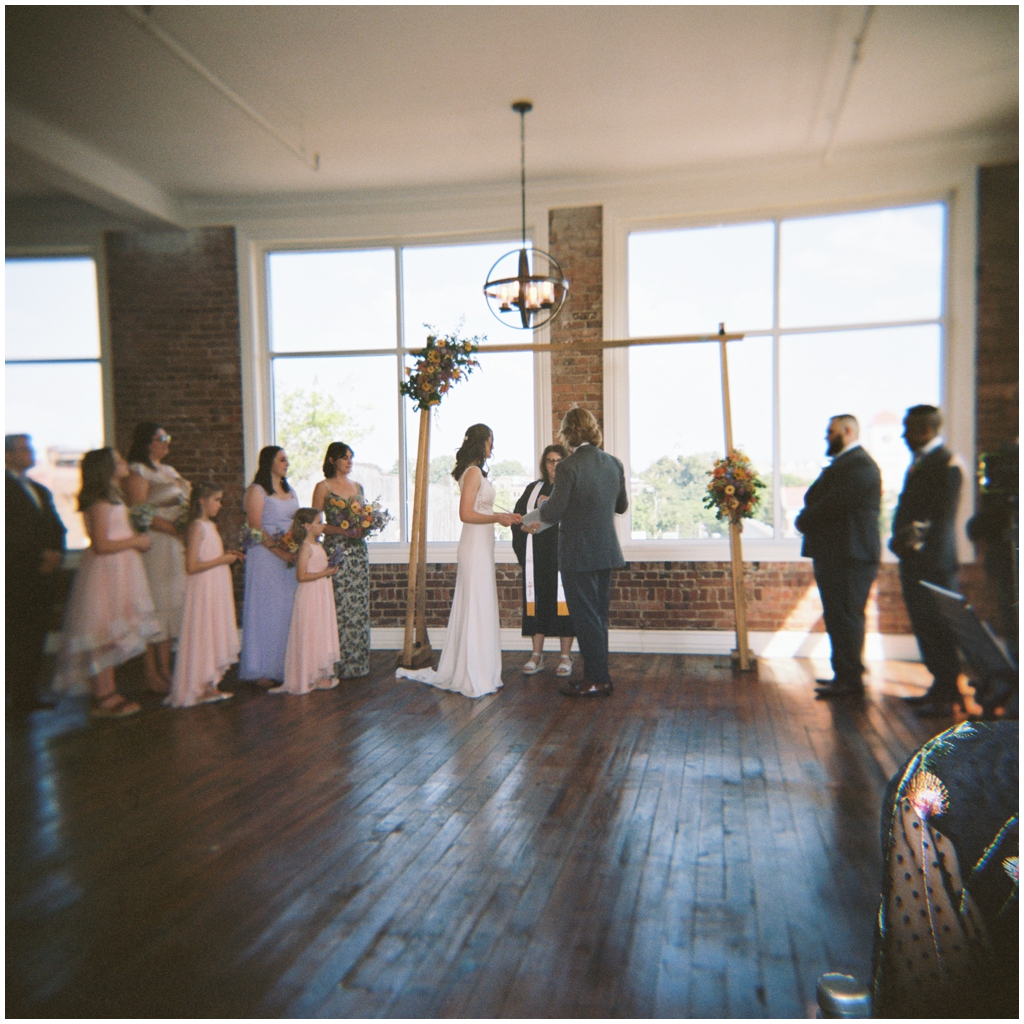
[277, 540, 341, 694]
[52, 502, 162, 693]
[167, 519, 240, 708]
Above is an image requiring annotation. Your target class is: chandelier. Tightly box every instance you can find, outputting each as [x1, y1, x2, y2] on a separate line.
[483, 101, 569, 330]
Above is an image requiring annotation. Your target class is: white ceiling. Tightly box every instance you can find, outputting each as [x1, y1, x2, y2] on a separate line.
[6, 5, 1018, 226]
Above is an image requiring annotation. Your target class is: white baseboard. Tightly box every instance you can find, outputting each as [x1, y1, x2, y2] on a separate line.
[371, 627, 922, 662]
[44, 628, 920, 663]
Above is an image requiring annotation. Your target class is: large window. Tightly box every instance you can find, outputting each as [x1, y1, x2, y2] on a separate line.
[627, 203, 945, 544]
[266, 239, 535, 544]
[5, 256, 106, 548]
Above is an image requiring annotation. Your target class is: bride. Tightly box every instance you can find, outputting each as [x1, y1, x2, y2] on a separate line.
[396, 424, 520, 698]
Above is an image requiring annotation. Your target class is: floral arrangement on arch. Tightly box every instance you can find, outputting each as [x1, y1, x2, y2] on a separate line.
[399, 329, 482, 411]
[703, 450, 766, 524]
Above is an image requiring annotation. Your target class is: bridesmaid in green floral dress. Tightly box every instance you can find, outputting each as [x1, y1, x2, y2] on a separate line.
[311, 442, 370, 678]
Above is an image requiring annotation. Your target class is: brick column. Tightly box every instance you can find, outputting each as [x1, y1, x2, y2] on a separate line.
[548, 206, 603, 437]
[975, 163, 1018, 453]
[104, 226, 246, 586]
[961, 163, 1019, 623]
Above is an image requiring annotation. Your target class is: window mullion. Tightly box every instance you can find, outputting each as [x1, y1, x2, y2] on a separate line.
[394, 245, 409, 543]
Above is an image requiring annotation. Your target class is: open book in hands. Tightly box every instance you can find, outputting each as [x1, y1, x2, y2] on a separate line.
[519, 508, 555, 533]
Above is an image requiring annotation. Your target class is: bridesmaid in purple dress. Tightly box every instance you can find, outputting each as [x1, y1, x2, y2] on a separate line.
[239, 446, 300, 687]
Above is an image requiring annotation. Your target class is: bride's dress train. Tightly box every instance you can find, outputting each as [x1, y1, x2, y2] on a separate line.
[395, 475, 504, 698]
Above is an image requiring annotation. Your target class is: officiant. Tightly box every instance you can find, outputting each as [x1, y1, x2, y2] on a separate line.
[512, 444, 575, 678]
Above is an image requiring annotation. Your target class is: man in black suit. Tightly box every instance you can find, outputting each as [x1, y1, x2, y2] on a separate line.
[535, 408, 629, 697]
[889, 405, 964, 717]
[6, 434, 66, 711]
[795, 414, 882, 698]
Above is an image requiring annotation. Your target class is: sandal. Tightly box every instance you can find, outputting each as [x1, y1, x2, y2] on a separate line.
[555, 655, 574, 677]
[91, 693, 141, 719]
[522, 654, 545, 675]
[315, 678, 340, 690]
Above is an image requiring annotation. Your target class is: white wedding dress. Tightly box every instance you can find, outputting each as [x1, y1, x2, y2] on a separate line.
[395, 472, 504, 698]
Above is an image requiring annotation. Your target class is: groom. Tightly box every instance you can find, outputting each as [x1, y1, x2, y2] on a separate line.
[535, 407, 628, 697]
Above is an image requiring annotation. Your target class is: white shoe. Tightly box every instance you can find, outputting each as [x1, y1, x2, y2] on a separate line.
[522, 654, 545, 675]
[555, 655, 574, 677]
[199, 690, 232, 704]
[267, 685, 288, 694]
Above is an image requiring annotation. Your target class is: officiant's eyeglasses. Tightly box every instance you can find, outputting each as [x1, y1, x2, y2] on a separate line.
[545, 456, 561, 463]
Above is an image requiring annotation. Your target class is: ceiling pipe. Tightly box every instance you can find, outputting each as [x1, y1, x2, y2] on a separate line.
[823, 5, 875, 164]
[122, 6, 319, 171]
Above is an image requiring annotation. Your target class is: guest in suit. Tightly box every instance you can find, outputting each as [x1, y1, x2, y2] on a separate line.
[5, 434, 66, 711]
[535, 408, 628, 697]
[795, 415, 882, 698]
[889, 405, 964, 717]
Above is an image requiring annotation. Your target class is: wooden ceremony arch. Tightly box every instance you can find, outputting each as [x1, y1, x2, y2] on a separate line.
[398, 326, 754, 672]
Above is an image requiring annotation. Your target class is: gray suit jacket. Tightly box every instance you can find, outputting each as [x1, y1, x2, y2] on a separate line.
[538, 443, 629, 572]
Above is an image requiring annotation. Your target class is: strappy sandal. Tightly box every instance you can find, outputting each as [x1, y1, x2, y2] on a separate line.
[315, 678, 340, 690]
[91, 693, 141, 719]
[555, 655, 574, 677]
[522, 654, 545, 675]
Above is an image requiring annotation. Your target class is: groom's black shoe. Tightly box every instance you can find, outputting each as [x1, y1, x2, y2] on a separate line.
[560, 680, 613, 697]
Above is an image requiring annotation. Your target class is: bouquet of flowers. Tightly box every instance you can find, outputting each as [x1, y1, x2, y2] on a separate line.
[129, 501, 158, 533]
[399, 329, 482, 411]
[240, 522, 303, 566]
[703, 450, 766, 524]
[275, 531, 301, 561]
[239, 523, 269, 551]
[325, 493, 394, 544]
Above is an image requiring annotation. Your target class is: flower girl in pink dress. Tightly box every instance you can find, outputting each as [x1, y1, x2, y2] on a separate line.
[167, 483, 244, 708]
[52, 448, 161, 718]
[273, 508, 341, 695]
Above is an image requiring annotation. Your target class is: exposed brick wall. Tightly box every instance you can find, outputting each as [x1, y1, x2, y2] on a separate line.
[368, 560, 913, 635]
[975, 163, 1018, 454]
[549, 206, 603, 436]
[104, 226, 245, 608]
[967, 164, 1018, 630]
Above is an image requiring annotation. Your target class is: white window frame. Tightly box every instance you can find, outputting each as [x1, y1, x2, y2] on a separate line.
[4, 244, 115, 444]
[4, 244, 115, 563]
[238, 218, 552, 565]
[604, 181, 977, 564]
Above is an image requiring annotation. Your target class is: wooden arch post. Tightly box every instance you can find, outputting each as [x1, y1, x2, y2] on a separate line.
[398, 406, 434, 669]
[718, 326, 753, 671]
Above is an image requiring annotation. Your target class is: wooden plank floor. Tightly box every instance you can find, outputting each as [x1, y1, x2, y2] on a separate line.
[6, 651, 945, 1018]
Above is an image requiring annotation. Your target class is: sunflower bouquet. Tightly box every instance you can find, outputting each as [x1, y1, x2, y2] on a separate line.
[325, 493, 394, 546]
[704, 450, 766, 524]
[399, 329, 482, 411]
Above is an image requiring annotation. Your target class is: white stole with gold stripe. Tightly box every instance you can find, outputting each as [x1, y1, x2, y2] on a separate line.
[524, 480, 567, 618]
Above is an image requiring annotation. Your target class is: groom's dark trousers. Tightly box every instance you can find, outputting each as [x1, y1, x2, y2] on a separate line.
[539, 442, 629, 686]
[561, 568, 612, 684]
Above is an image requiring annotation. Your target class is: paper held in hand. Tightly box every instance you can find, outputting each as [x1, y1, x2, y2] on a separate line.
[519, 508, 554, 533]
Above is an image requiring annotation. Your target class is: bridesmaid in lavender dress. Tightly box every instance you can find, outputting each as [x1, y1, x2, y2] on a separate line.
[239, 446, 300, 688]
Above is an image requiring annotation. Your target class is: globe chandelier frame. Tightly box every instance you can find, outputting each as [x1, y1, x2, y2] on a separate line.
[483, 101, 569, 331]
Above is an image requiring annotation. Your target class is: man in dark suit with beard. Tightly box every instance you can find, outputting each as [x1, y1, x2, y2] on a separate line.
[6, 434, 66, 711]
[533, 407, 629, 697]
[795, 414, 882, 698]
[889, 405, 964, 717]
